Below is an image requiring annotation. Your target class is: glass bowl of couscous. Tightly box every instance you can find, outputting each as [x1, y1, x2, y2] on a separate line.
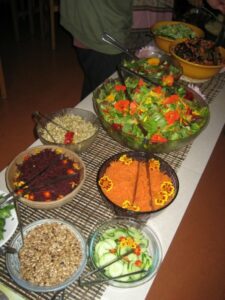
[34, 108, 99, 153]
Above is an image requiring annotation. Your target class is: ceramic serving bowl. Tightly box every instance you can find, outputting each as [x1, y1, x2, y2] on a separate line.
[5, 145, 86, 210]
[170, 41, 225, 80]
[151, 21, 204, 53]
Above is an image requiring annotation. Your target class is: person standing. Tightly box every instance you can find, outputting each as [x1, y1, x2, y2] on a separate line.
[60, 0, 134, 100]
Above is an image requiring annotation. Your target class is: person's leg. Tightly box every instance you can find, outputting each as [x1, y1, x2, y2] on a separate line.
[76, 48, 124, 100]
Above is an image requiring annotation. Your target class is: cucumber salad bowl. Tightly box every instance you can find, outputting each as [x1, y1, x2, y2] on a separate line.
[87, 217, 162, 288]
[93, 76, 209, 153]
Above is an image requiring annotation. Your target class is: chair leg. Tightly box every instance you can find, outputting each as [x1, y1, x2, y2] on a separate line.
[49, 0, 56, 50]
[10, 0, 20, 41]
[39, 0, 45, 39]
[28, 0, 34, 36]
[0, 60, 7, 99]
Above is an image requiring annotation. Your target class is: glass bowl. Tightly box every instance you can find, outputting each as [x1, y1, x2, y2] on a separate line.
[93, 77, 210, 153]
[5, 145, 86, 210]
[6, 219, 87, 293]
[97, 151, 179, 221]
[121, 49, 183, 82]
[35, 107, 99, 153]
[88, 217, 162, 288]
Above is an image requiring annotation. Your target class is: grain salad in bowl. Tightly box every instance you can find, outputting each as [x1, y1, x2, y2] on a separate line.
[35, 108, 99, 153]
[6, 219, 87, 292]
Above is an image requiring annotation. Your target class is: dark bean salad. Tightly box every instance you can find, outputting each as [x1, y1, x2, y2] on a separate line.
[174, 38, 225, 66]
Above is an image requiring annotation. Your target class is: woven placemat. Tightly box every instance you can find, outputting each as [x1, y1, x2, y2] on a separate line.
[0, 72, 224, 300]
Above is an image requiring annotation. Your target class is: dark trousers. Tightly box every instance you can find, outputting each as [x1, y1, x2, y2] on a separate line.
[76, 47, 125, 100]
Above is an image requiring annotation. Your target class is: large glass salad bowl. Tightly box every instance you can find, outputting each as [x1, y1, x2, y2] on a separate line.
[93, 77, 209, 153]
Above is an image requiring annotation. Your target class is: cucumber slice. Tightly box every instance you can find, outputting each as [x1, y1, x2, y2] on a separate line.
[107, 261, 124, 278]
[102, 228, 117, 237]
[113, 229, 128, 240]
[102, 228, 120, 240]
[103, 238, 117, 249]
[129, 264, 143, 281]
[139, 237, 149, 249]
[118, 245, 131, 256]
[139, 253, 152, 271]
[102, 228, 128, 241]
[116, 262, 130, 282]
[127, 227, 149, 249]
[98, 253, 117, 267]
[143, 255, 153, 270]
[127, 253, 138, 263]
[95, 239, 116, 258]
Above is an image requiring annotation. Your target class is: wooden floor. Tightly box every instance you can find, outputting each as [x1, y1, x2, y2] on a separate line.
[0, 3, 83, 170]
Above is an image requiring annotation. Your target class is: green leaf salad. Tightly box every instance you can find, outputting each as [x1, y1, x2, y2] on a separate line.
[122, 56, 182, 83]
[93, 77, 209, 152]
[0, 199, 14, 240]
[153, 23, 197, 40]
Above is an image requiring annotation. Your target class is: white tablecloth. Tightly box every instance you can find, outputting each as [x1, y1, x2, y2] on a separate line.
[0, 77, 224, 300]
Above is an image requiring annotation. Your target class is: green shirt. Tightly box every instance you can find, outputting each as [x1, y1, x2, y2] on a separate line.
[60, 0, 133, 54]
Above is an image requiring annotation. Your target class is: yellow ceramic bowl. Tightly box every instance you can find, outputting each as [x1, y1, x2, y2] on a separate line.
[170, 45, 225, 80]
[151, 21, 204, 53]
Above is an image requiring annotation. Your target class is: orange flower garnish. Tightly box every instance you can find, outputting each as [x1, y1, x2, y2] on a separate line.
[119, 155, 133, 165]
[114, 100, 130, 113]
[162, 74, 174, 87]
[165, 110, 180, 125]
[161, 181, 175, 196]
[115, 85, 126, 91]
[122, 199, 131, 208]
[152, 86, 163, 94]
[149, 159, 160, 171]
[154, 190, 168, 206]
[151, 134, 168, 143]
[130, 101, 137, 115]
[147, 57, 160, 66]
[138, 78, 145, 87]
[135, 260, 142, 267]
[98, 175, 113, 191]
[163, 94, 179, 104]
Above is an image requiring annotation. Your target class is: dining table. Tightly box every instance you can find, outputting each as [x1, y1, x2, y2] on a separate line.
[0, 68, 224, 300]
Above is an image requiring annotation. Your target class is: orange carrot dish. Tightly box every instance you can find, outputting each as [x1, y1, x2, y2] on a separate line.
[98, 154, 177, 212]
